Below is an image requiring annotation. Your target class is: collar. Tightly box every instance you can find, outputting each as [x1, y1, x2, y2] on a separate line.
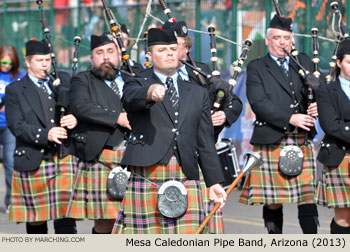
[154, 71, 179, 86]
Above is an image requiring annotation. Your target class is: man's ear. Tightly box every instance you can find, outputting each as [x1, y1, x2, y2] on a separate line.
[146, 51, 152, 62]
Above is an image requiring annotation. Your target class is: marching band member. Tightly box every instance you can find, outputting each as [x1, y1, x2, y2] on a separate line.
[315, 39, 350, 234]
[67, 33, 131, 234]
[5, 39, 77, 234]
[239, 14, 319, 234]
[112, 27, 226, 234]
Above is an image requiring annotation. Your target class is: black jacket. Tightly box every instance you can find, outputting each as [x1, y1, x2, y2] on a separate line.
[5, 72, 72, 171]
[246, 53, 316, 144]
[316, 79, 350, 166]
[139, 62, 242, 139]
[121, 72, 225, 187]
[69, 70, 129, 161]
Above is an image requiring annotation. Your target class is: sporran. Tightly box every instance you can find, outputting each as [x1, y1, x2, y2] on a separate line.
[279, 145, 303, 177]
[107, 166, 131, 200]
[157, 180, 188, 218]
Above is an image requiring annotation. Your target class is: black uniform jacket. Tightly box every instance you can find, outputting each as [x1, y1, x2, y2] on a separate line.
[69, 70, 128, 161]
[139, 62, 242, 138]
[121, 73, 225, 187]
[246, 53, 316, 144]
[5, 72, 72, 171]
[316, 79, 350, 166]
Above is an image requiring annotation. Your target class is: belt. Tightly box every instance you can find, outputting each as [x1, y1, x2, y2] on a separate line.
[104, 145, 125, 151]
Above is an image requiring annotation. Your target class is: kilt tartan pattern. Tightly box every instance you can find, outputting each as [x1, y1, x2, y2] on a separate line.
[65, 146, 125, 219]
[239, 132, 317, 205]
[112, 156, 209, 234]
[315, 155, 350, 208]
[199, 172, 224, 234]
[9, 155, 77, 222]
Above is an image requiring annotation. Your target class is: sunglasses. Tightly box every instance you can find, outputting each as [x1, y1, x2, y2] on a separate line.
[0, 59, 13, 66]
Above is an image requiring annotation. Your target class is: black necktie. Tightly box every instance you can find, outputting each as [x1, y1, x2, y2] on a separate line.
[38, 79, 49, 95]
[165, 77, 179, 110]
[277, 58, 288, 77]
[110, 80, 121, 98]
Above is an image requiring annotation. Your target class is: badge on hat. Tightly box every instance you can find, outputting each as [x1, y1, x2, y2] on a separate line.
[269, 14, 293, 32]
[162, 20, 188, 37]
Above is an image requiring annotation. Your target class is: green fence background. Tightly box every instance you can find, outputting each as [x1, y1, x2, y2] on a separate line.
[0, 0, 348, 72]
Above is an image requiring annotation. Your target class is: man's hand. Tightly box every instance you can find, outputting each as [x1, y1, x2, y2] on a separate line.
[209, 183, 227, 210]
[116, 112, 131, 130]
[147, 84, 166, 102]
[307, 102, 318, 117]
[48, 127, 67, 144]
[289, 114, 315, 131]
[211, 110, 226, 126]
[60, 114, 78, 129]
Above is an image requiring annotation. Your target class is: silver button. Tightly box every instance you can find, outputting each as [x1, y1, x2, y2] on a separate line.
[49, 108, 53, 111]
[175, 112, 179, 116]
[38, 128, 42, 132]
[40, 149, 44, 153]
[36, 134, 40, 138]
[342, 146, 346, 151]
[173, 146, 177, 150]
[133, 137, 136, 141]
[22, 150, 25, 154]
[326, 144, 330, 147]
[140, 135, 143, 139]
[283, 127, 287, 130]
[18, 152, 21, 156]
[35, 140, 38, 143]
[259, 122, 262, 126]
[345, 126, 349, 131]
[48, 96, 52, 99]
[176, 132, 179, 136]
[175, 120, 178, 124]
[50, 119, 54, 123]
[172, 128, 176, 133]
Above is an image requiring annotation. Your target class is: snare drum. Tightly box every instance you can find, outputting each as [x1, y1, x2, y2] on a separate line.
[217, 144, 240, 188]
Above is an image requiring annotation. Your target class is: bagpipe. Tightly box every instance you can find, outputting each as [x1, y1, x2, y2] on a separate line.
[36, 0, 71, 158]
[100, 0, 135, 76]
[326, 1, 349, 84]
[71, 36, 81, 76]
[271, 0, 321, 94]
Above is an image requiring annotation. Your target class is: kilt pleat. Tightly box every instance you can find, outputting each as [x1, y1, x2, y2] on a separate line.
[315, 155, 350, 208]
[239, 133, 317, 205]
[112, 157, 208, 234]
[66, 148, 124, 219]
[9, 155, 77, 222]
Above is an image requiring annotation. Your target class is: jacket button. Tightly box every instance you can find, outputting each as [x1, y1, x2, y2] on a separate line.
[345, 126, 349, 131]
[326, 144, 330, 148]
[342, 146, 346, 151]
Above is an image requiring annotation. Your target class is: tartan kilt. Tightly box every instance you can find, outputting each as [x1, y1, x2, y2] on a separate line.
[315, 155, 350, 208]
[239, 132, 317, 205]
[65, 147, 125, 219]
[9, 155, 77, 222]
[112, 156, 208, 234]
[199, 170, 224, 234]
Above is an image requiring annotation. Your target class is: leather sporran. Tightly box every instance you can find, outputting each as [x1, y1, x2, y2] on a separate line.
[157, 180, 188, 218]
[107, 167, 131, 200]
[279, 145, 303, 177]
